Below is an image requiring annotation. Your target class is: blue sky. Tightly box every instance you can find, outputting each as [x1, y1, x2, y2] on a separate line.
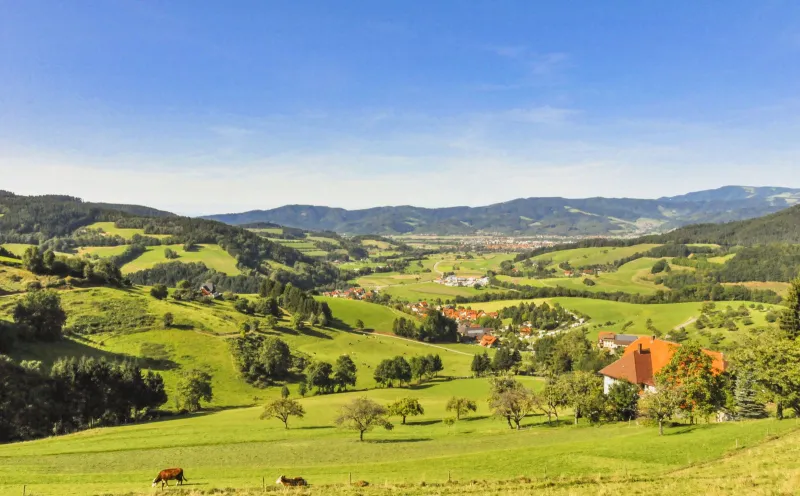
[1, 1, 799, 214]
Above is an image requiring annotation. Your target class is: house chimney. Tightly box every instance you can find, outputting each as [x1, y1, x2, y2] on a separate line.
[651, 335, 655, 342]
[637, 343, 643, 353]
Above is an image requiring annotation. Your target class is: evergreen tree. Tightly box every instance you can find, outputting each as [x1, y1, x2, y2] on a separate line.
[779, 278, 800, 339]
[734, 372, 768, 419]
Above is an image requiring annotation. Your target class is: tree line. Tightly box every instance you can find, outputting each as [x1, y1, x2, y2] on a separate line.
[0, 355, 167, 443]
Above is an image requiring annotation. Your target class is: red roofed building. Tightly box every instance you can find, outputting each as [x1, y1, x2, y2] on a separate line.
[599, 336, 727, 394]
[480, 335, 498, 348]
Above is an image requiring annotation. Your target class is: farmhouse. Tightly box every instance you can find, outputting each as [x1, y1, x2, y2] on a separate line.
[479, 335, 498, 348]
[599, 336, 726, 394]
[457, 324, 492, 342]
[200, 282, 221, 298]
[597, 332, 639, 350]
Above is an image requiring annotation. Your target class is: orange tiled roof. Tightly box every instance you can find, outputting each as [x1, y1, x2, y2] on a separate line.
[601, 337, 726, 386]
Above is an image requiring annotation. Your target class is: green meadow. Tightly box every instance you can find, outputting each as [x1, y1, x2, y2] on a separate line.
[83, 221, 172, 240]
[75, 244, 130, 258]
[0, 243, 37, 257]
[0, 378, 795, 496]
[120, 243, 242, 275]
[530, 244, 662, 267]
[381, 282, 510, 302]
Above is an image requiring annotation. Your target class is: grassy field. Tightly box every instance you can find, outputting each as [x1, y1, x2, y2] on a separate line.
[0, 377, 795, 496]
[317, 297, 412, 332]
[75, 245, 130, 258]
[381, 282, 510, 303]
[83, 221, 171, 240]
[464, 297, 780, 347]
[722, 281, 792, 297]
[708, 253, 736, 264]
[435, 253, 517, 276]
[3, 285, 477, 407]
[0, 243, 36, 257]
[498, 257, 675, 295]
[120, 244, 242, 275]
[530, 244, 662, 267]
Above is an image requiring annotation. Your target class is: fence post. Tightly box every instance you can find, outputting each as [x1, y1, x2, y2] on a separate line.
[262, 476, 265, 492]
[448, 470, 451, 482]
[349, 472, 352, 485]
[23, 485, 26, 496]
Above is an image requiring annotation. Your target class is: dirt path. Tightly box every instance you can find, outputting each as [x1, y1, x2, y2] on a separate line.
[433, 260, 448, 276]
[356, 330, 473, 356]
[673, 317, 697, 330]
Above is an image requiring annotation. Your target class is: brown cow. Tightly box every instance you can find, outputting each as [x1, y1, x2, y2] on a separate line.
[276, 475, 307, 487]
[152, 468, 187, 488]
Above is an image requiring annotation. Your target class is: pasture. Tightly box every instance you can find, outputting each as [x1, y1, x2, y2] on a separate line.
[464, 297, 780, 346]
[529, 244, 662, 267]
[0, 379, 795, 496]
[4, 286, 478, 407]
[0, 243, 37, 257]
[75, 244, 130, 258]
[82, 221, 171, 240]
[498, 257, 673, 295]
[380, 282, 510, 302]
[120, 243, 242, 275]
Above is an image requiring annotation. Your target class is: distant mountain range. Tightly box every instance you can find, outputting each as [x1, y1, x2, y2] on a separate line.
[203, 186, 800, 236]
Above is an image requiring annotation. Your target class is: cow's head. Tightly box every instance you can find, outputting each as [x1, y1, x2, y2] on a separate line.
[276, 476, 285, 485]
[152, 477, 160, 487]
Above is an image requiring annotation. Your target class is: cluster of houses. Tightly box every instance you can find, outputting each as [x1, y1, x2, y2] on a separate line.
[598, 335, 726, 394]
[434, 275, 490, 287]
[321, 287, 377, 300]
[442, 306, 499, 322]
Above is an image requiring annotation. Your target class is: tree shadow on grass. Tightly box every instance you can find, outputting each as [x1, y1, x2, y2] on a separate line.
[664, 424, 702, 436]
[365, 438, 432, 444]
[461, 415, 490, 422]
[407, 419, 441, 426]
[533, 419, 573, 428]
[10, 336, 179, 371]
[299, 327, 333, 340]
[295, 426, 335, 431]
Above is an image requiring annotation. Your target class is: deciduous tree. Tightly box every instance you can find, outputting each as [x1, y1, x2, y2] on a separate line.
[445, 396, 477, 420]
[335, 397, 393, 441]
[387, 397, 424, 425]
[176, 369, 213, 412]
[13, 289, 67, 341]
[261, 398, 305, 429]
[333, 355, 358, 391]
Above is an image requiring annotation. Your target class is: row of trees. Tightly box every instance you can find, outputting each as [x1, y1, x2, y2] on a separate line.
[373, 354, 443, 387]
[22, 246, 125, 286]
[0, 356, 167, 442]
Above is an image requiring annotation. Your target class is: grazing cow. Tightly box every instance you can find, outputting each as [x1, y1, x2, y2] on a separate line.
[152, 468, 187, 488]
[276, 475, 307, 487]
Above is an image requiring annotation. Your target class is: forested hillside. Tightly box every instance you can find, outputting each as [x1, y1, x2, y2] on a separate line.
[646, 204, 800, 245]
[203, 186, 800, 235]
[0, 192, 344, 290]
